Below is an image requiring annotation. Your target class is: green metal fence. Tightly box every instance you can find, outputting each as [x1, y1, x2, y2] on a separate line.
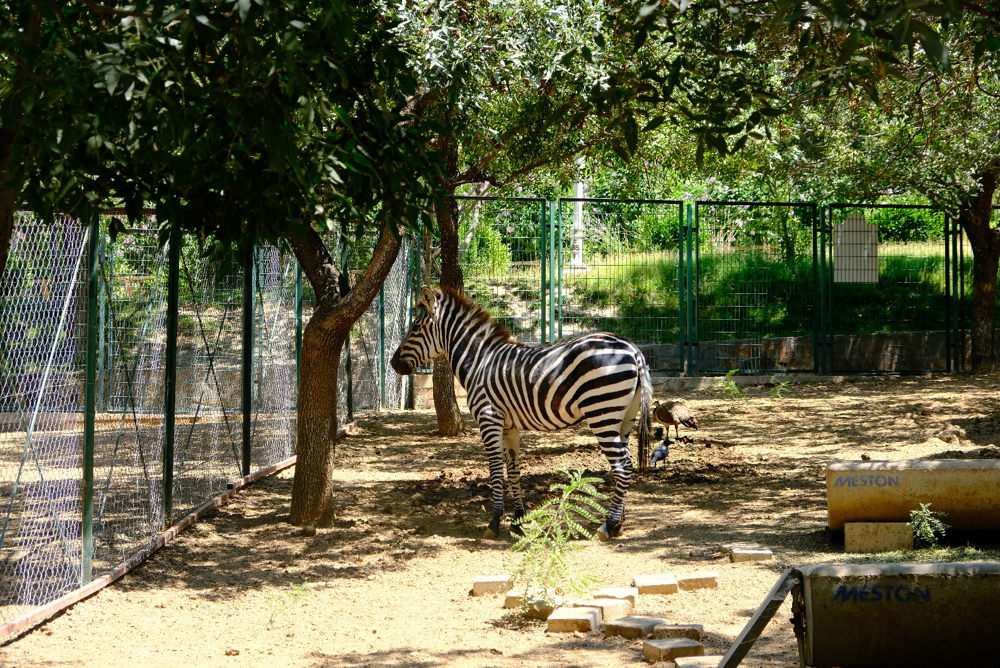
[429, 197, 976, 377]
[0, 212, 305, 625]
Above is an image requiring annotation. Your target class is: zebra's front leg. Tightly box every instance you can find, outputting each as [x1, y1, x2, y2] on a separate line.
[503, 428, 526, 535]
[479, 421, 507, 539]
[595, 436, 633, 541]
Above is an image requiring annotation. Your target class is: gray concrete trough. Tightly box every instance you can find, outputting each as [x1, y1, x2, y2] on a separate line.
[799, 562, 1000, 667]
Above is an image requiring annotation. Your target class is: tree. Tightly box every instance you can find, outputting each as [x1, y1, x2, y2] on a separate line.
[3, 1, 441, 525]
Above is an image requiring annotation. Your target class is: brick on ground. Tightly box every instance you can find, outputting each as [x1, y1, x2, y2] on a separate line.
[717, 541, 761, 554]
[547, 607, 601, 633]
[730, 548, 773, 563]
[844, 522, 913, 553]
[570, 598, 633, 621]
[643, 638, 705, 663]
[675, 655, 723, 668]
[652, 623, 703, 641]
[677, 572, 718, 591]
[632, 573, 679, 595]
[592, 587, 639, 607]
[472, 575, 512, 596]
[604, 615, 666, 639]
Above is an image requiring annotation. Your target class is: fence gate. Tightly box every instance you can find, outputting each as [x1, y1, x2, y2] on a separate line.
[820, 205, 951, 374]
[555, 198, 684, 372]
[689, 201, 819, 374]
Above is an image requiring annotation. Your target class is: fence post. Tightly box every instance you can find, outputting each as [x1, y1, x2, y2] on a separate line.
[379, 285, 386, 409]
[557, 200, 564, 341]
[549, 199, 556, 344]
[678, 203, 686, 375]
[96, 233, 106, 413]
[295, 261, 302, 430]
[82, 213, 100, 585]
[953, 217, 962, 371]
[685, 205, 695, 376]
[945, 214, 952, 373]
[163, 226, 180, 526]
[818, 209, 827, 375]
[812, 205, 820, 374]
[241, 243, 254, 477]
[540, 201, 547, 344]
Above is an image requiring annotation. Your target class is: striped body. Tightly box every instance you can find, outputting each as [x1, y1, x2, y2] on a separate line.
[391, 287, 651, 540]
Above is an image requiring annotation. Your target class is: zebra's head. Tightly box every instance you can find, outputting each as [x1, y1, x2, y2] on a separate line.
[391, 286, 444, 376]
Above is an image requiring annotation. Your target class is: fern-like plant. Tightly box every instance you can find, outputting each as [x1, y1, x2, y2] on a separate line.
[769, 380, 792, 398]
[714, 369, 747, 402]
[908, 503, 950, 548]
[509, 468, 608, 610]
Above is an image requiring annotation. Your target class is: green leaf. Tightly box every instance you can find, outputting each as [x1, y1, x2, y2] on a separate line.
[836, 34, 858, 66]
[638, 1, 661, 19]
[913, 21, 949, 67]
[238, 0, 250, 21]
[705, 133, 727, 155]
[643, 115, 665, 132]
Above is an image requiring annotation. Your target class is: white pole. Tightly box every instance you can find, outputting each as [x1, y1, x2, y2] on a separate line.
[569, 169, 587, 269]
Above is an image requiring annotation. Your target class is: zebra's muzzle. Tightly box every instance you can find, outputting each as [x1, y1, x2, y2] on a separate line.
[390, 350, 413, 375]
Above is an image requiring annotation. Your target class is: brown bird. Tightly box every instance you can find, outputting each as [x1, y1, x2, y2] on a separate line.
[653, 401, 700, 440]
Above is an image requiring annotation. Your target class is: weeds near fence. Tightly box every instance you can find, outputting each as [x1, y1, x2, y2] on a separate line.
[769, 380, 792, 398]
[714, 370, 747, 402]
[509, 469, 607, 610]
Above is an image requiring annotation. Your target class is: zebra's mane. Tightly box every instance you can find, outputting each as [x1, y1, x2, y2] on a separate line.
[439, 287, 523, 346]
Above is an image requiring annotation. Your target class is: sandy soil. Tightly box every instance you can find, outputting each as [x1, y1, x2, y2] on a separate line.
[3, 375, 1000, 668]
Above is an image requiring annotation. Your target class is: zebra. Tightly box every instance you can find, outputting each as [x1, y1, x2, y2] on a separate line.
[390, 286, 652, 541]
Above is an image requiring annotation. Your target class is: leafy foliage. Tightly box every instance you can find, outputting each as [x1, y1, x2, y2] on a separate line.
[713, 369, 747, 401]
[769, 380, 792, 398]
[509, 468, 608, 606]
[909, 503, 950, 548]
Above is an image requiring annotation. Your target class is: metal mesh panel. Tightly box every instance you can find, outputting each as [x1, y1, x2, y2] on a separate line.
[92, 222, 166, 574]
[457, 198, 547, 345]
[351, 236, 413, 412]
[0, 214, 88, 620]
[695, 202, 817, 373]
[826, 205, 947, 373]
[557, 199, 683, 372]
[250, 247, 297, 470]
[171, 246, 244, 517]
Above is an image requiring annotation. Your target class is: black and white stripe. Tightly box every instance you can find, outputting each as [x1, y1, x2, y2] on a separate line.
[391, 286, 652, 540]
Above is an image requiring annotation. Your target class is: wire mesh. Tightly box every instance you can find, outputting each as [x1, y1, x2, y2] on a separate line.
[695, 202, 817, 373]
[0, 213, 88, 620]
[250, 247, 298, 471]
[170, 242, 244, 518]
[91, 220, 167, 575]
[826, 205, 948, 373]
[456, 197, 547, 345]
[557, 199, 683, 372]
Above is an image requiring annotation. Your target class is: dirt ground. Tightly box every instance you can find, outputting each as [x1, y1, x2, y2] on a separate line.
[4, 374, 1000, 668]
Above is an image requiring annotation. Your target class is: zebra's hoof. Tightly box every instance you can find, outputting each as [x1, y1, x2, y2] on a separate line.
[595, 525, 611, 542]
[484, 514, 502, 539]
[510, 519, 525, 537]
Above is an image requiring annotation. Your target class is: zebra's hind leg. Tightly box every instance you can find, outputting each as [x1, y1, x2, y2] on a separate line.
[479, 420, 507, 539]
[590, 430, 634, 542]
[503, 428, 526, 536]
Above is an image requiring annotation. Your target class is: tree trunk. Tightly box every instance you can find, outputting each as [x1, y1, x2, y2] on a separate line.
[287, 223, 401, 525]
[290, 320, 347, 525]
[431, 134, 466, 436]
[957, 169, 999, 374]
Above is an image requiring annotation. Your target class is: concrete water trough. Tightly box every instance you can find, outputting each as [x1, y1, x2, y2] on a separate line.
[718, 563, 1000, 668]
[826, 460, 1000, 530]
[798, 562, 1000, 667]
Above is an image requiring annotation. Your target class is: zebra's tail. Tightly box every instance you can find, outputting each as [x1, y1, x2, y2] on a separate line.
[637, 352, 652, 475]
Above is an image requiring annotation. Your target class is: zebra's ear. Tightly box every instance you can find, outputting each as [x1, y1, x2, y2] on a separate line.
[420, 286, 435, 315]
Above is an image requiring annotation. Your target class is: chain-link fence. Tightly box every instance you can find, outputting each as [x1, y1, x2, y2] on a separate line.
[820, 205, 950, 373]
[437, 198, 975, 376]
[0, 212, 304, 627]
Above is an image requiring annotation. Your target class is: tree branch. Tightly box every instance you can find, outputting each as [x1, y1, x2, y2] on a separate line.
[79, 1, 151, 18]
